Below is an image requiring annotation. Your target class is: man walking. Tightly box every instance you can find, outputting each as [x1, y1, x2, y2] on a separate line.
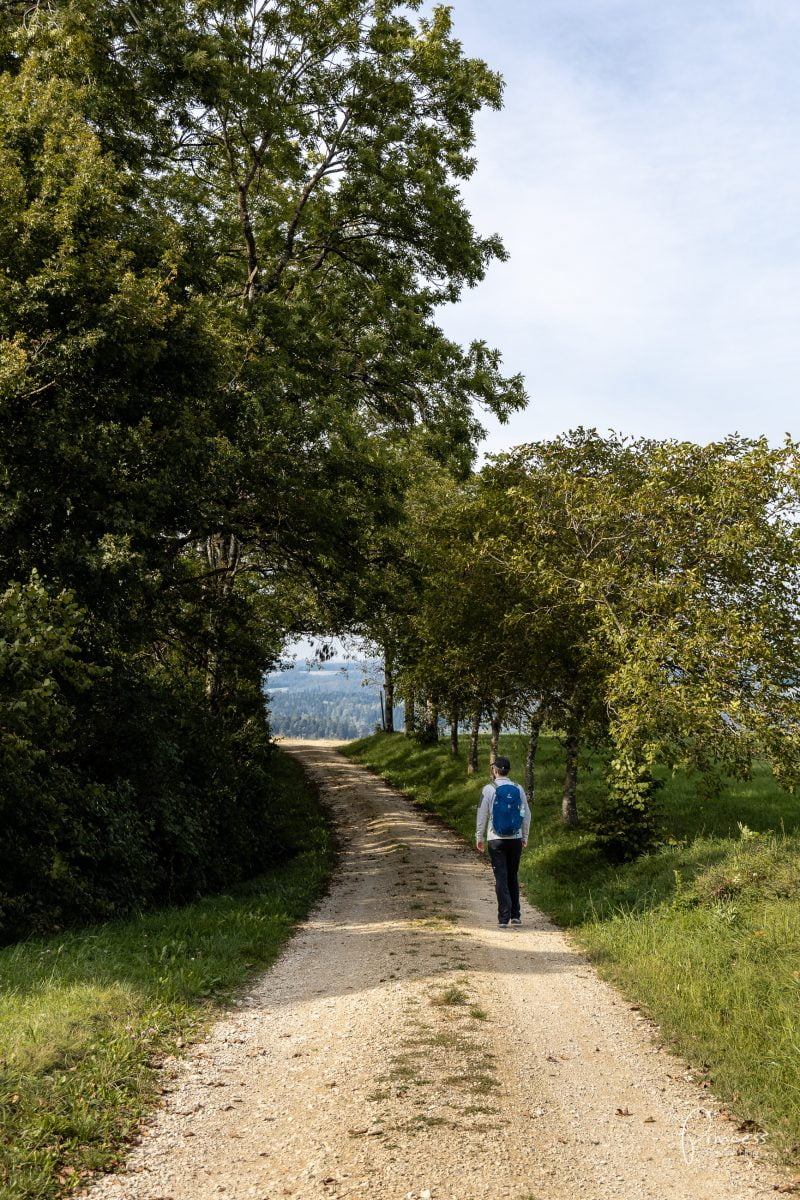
[476, 756, 531, 928]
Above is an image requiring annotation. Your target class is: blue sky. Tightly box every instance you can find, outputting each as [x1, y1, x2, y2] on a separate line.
[435, 0, 800, 453]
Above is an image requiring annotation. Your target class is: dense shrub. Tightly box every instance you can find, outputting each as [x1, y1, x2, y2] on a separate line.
[587, 755, 664, 862]
[0, 578, 298, 942]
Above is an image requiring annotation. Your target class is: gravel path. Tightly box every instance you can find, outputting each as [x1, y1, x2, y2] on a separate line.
[86, 740, 785, 1200]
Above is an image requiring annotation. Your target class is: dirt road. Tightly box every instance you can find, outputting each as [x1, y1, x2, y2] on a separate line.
[87, 740, 783, 1200]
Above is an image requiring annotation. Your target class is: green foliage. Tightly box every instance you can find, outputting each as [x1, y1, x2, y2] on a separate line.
[0, 656, 307, 942]
[588, 753, 664, 862]
[0, 574, 98, 938]
[0, 573, 91, 763]
[493, 431, 800, 785]
[0, 749, 333, 1200]
[386, 429, 800, 851]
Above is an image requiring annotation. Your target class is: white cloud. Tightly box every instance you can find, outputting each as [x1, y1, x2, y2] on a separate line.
[438, 0, 800, 450]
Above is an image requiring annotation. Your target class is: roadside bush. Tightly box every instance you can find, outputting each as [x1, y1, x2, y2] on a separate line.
[587, 755, 664, 862]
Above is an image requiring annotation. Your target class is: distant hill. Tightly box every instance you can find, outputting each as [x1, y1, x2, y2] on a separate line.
[265, 661, 403, 740]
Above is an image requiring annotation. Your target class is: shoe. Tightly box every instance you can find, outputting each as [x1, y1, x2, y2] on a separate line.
[498, 921, 509, 929]
[510, 917, 522, 926]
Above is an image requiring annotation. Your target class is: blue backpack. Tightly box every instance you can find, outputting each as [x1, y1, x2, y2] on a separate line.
[491, 780, 524, 836]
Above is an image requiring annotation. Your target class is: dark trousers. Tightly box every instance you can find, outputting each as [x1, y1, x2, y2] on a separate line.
[488, 838, 522, 924]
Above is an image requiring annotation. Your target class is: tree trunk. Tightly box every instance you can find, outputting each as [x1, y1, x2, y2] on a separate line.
[204, 531, 240, 712]
[489, 702, 506, 765]
[467, 707, 481, 775]
[449, 706, 459, 757]
[383, 653, 395, 734]
[404, 693, 415, 737]
[419, 696, 439, 744]
[562, 721, 580, 827]
[525, 707, 544, 799]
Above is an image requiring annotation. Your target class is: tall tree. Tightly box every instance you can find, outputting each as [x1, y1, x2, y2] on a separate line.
[0, 0, 525, 936]
[491, 431, 800, 854]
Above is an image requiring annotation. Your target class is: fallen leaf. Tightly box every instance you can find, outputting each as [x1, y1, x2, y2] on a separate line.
[643, 1117, 656, 1124]
[616, 1107, 632, 1117]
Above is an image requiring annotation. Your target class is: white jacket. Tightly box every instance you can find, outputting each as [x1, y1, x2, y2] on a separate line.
[476, 778, 531, 842]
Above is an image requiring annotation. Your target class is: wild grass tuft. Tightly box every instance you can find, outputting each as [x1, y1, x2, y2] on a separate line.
[430, 984, 469, 1007]
[691, 831, 800, 905]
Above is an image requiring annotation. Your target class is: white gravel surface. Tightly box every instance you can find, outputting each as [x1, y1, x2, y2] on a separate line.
[84, 739, 787, 1200]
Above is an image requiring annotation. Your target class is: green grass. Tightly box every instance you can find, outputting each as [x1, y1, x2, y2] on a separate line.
[0, 750, 334, 1200]
[430, 984, 469, 1007]
[342, 731, 800, 1163]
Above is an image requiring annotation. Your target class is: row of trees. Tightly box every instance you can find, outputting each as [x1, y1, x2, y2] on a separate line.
[0, 0, 524, 939]
[362, 432, 800, 858]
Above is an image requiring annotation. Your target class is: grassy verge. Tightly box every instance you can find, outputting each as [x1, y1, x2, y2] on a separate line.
[342, 731, 800, 1163]
[0, 749, 334, 1200]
